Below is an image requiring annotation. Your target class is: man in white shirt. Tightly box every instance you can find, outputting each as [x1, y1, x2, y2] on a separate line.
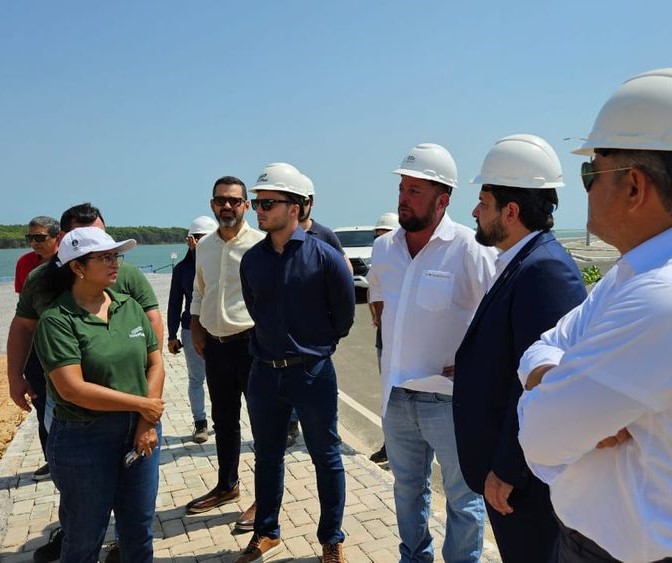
[453, 135, 587, 562]
[518, 68, 672, 562]
[368, 143, 496, 562]
[185, 176, 264, 533]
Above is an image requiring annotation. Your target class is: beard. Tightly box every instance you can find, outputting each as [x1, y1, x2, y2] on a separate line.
[216, 213, 241, 229]
[475, 217, 507, 247]
[398, 207, 435, 233]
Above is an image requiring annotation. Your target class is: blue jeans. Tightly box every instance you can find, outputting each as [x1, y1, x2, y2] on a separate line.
[47, 412, 161, 563]
[383, 388, 485, 562]
[247, 357, 345, 545]
[182, 328, 207, 423]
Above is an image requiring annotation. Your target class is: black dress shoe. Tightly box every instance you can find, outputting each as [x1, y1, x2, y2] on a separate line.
[186, 484, 240, 514]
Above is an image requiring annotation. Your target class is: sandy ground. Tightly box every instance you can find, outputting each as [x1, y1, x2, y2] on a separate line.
[0, 355, 28, 459]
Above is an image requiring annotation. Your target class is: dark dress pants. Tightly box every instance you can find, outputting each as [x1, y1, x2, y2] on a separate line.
[485, 475, 558, 563]
[203, 335, 252, 491]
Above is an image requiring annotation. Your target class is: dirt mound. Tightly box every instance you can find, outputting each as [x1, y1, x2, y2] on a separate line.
[0, 355, 28, 459]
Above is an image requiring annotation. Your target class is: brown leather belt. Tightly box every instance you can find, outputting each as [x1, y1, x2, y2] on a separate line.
[208, 329, 251, 344]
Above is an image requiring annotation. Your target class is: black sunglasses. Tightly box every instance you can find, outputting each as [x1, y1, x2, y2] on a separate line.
[25, 234, 52, 243]
[212, 196, 245, 207]
[251, 199, 294, 211]
[580, 161, 632, 192]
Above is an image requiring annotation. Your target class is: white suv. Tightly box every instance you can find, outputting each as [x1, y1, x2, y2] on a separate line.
[334, 226, 375, 289]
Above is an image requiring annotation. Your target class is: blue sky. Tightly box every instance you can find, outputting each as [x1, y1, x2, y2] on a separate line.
[2, 1, 670, 230]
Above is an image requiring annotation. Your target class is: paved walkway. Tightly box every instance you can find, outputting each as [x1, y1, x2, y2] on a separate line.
[0, 277, 501, 562]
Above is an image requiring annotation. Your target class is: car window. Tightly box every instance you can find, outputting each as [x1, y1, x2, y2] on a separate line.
[335, 230, 375, 247]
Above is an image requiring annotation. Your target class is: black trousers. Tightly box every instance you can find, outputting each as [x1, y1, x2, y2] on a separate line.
[557, 520, 672, 563]
[486, 475, 558, 563]
[24, 346, 48, 457]
[203, 334, 252, 491]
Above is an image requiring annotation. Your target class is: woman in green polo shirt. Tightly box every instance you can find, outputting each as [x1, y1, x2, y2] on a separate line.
[35, 227, 165, 563]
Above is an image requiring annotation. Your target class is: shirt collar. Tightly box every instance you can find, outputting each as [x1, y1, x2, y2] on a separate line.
[57, 288, 128, 316]
[496, 230, 541, 270]
[262, 225, 306, 250]
[621, 226, 672, 275]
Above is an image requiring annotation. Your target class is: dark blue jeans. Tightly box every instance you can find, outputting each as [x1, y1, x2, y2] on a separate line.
[47, 412, 161, 563]
[247, 357, 345, 545]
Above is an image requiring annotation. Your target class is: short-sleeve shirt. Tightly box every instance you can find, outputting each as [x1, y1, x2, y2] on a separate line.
[16, 261, 159, 320]
[36, 289, 158, 421]
[15, 252, 41, 293]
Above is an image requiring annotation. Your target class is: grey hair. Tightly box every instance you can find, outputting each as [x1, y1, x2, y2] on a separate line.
[597, 149, 672, 213]
[28, 216, 60, 237]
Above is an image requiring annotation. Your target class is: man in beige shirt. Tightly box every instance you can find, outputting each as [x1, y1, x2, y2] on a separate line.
[186, 176, 264, 533]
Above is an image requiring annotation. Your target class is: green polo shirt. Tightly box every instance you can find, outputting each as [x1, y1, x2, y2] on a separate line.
[16, 261, 159, 320]
[35, 289, 158, 421]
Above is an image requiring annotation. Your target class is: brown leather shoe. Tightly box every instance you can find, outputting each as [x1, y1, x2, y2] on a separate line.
[185, 484, 240, 514]
[235, 501, 256, 532]
[234, 533, 282, 563]
[322, 542, 345, 563]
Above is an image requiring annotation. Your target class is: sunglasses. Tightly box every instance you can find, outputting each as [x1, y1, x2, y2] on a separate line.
[25, 234, 53, 243]
[212, 196, 244, 207]
[580, 161, 632, 192]
[81, 253, 124, 266]
[251, 199, 294, 211]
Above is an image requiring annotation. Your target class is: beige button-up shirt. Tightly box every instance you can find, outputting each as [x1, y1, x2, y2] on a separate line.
[191, 220, 265, 337]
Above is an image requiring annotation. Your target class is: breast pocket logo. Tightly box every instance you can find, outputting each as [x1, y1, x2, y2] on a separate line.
[129, 326, 146, 339]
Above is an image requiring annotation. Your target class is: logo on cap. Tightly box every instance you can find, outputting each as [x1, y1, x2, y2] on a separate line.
[257, 173, 268, 183]
[405, 156, 415, 162]
[71, 238, 79, 248]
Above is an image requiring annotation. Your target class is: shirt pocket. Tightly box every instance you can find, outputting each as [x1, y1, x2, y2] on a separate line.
[416, 270, 454, 312]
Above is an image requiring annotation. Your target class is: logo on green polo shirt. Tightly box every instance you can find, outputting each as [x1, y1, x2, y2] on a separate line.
[129, 326, 146, 339]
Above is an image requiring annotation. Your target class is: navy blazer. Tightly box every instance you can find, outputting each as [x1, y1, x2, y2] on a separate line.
[453, 231, 587, 494]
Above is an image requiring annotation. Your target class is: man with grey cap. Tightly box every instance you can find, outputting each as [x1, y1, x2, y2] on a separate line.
[367, 144, 496, 562]
[518, 69, 672, 561]
[167, 215, 218, 444]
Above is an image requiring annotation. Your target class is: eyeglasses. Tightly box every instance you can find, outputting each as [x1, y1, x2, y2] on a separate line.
[580, 161, 632, 192]
[251, 199, 294, 211]
[212, 196, 245, 207]
[25, 234, 53, 243]
[82, 253, 124, 266]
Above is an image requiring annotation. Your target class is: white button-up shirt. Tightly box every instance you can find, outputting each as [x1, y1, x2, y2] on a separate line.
[191, 220, 264, 337]
[368, 214, 496, 416]
[518, 226, 672, 562]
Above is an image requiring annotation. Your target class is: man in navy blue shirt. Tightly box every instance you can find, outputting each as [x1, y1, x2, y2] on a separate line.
[236, 163, 355, 563]
[167, 215, 217, 444]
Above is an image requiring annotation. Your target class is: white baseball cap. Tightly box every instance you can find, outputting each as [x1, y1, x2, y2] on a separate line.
[58, 227, 136, 266]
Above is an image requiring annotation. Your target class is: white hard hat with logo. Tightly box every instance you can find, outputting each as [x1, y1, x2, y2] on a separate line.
[250, 162, 310, 198]
[188, 216, 218, 236]
[375, 212, 400, 231]
[393, 143, 458, 189]
[574, 68, 672, 155]
[471, 134, 564, 189]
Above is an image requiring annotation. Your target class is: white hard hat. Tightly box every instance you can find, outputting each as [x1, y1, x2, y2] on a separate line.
[188, 215, 218, 236]
[374, 212, 399, 231]
[471, 134, 564, 189]
[250, 163, 310, 198]
[574, 68, 672, 156]
[393, 143, 458, 188]
[301, 174, 315, 197]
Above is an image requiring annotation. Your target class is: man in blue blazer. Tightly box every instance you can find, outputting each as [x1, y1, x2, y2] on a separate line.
[453, 134, 587, 562]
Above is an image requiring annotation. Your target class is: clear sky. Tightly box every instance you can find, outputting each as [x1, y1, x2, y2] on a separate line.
[2, 1, 670, 230]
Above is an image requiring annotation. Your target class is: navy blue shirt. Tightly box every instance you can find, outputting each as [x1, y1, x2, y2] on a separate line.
[240, 227, 355, 361]
[167, 249, 195, 340]
[307, 220, 344, 254]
